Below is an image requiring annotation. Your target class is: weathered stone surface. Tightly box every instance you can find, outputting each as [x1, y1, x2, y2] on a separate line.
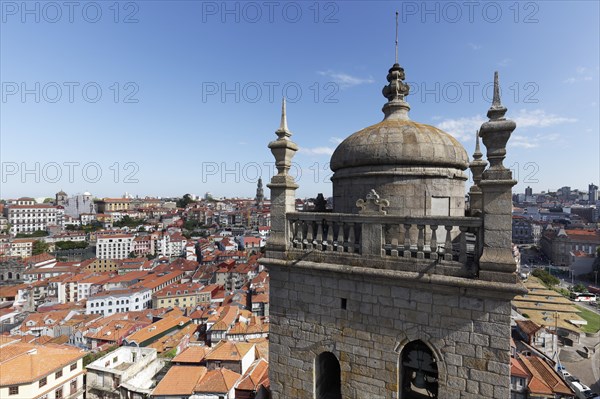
[266, 264, 515, 398]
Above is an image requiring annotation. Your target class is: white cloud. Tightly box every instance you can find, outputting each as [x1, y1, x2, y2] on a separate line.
[513, 109, 577, 128]
[435, 115, 485, 141]
[329, 137, 343, 144]
[510, 135, 539, 148]
[436, 110, 574, 148]
[498, 58, 512, 67]
[318, 70, 375, 88]
[468, 43, 482, 50]
[300, 146, 335, 156]
[563, 66, 594, 83]
[509, 133, 560, 149]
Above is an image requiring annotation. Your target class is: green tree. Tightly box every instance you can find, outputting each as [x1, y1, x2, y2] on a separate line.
[16, 230, 49, 238]
[32, 240, 49, 255]
[55, 241, 88, 250]
[572, 283, 588, 293]
[532, 269, 560, 287]
[113, 216, 145, 228]
[43, 198, 54, 203]
[176, 194, 194, 208]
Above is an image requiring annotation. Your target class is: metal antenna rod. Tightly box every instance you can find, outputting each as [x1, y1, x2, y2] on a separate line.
[395, 11, 399, 64]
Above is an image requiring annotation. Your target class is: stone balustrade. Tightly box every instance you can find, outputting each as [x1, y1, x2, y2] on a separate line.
[287, 212, 482, 273]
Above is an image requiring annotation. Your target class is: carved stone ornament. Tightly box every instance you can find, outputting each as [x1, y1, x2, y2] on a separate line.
[356, 189, 389, 215]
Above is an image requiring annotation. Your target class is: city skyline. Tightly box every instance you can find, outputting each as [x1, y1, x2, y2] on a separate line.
[1, 1, 598, 199]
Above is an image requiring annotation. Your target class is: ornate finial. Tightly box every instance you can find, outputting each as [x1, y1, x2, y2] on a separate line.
[469, 129, 487, 190]
[381, 12, 410, 119]
[278, 97, 288, 133]
[356, 189, 389, 215]
[269, 99, 298, 176]
[487, 71, 507, 120]
[473, 130, 483, 160]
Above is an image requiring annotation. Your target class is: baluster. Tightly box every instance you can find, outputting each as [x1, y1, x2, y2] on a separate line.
[306, 221, 314, 250]
[347, 223, 355, 253]
[324, 220, 333, 251]
[391, 227, 399, 258]
[336, 222, 345, 252]
[291, 220, 298, 248]
[459, 226, 468, 264]
[403, 224, 412, 258]
[315, 220, 324, 251]
[416, 225, 425, 259]
[430, 225, 438, 260]
[444, 225, 453, 261]
[299, 221, 306, 249]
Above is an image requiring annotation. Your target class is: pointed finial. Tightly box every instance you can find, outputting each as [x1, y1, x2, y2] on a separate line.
[279, 97, 288, 132]
[492, 71, 501, 107]
[274, 97, 293, 140]
[473, 130, 483, 160]
[395, 11, 399, 64]
[487, 71, 507, 120]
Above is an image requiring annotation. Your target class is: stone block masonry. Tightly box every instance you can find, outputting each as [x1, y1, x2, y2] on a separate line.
[267, 264, 514, 399]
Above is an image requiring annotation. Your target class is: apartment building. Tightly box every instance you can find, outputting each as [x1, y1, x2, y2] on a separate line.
[5, 202, 58, 235]
[0, 337, 86, 399]
[96, 234, 135, 260]
[86, 287, 152, 316]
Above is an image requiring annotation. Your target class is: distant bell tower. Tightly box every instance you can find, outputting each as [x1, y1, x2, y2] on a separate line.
[55, 190, 68, 206]
[256, 177, 265, 209]
[261, 16, 525, 398]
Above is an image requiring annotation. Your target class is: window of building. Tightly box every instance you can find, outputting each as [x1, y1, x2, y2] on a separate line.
[400, 340, 438, 398]
[55, 387, 63, 399]
[39, 377, 47, 387]
[9, 386, 19, 395]
[55, 369, 63, 379]
[70, 363, 77, 371]
[70, 379, 77, 393]
[315, 352, 341, 399]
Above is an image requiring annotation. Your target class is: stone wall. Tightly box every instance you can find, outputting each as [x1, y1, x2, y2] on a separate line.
[332, 167, 466, 218]
[268, 263, 513, 399]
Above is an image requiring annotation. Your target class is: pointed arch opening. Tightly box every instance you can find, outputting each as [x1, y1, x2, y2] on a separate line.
[400, 340, 439, 398]
[315, 351, 342, 399]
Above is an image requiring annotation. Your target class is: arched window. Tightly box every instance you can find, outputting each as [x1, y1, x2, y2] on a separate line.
[400, 340, 438, 398]
[315, 351, 341, 399]
[7, 272, 13, 279]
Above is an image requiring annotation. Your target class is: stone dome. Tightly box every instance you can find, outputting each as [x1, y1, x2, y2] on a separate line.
[330, 62, 470, 216]
[330, 119, 469, 171]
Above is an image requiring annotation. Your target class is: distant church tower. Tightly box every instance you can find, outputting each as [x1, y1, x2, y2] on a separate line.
[256, 177, 265, 209]
[262, 44, 524, 397]
[55, 190, 68, 206]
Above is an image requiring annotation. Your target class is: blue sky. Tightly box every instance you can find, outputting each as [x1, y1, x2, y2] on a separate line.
[1, 0, 598, 200]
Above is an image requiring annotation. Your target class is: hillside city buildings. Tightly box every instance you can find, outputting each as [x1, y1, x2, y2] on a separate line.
[1, 58, 599, 399]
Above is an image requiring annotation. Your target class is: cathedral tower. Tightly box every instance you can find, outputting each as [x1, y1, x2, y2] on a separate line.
[262, 58, 524, 398]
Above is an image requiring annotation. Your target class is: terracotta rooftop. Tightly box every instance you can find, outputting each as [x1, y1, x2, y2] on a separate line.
[125, 315, 191, 344]
[205, 341, 255, 362]
[520, 355, 573, 396]
[235, 358, 269, 391]
[194, 368, 241, 394]
[0, 342, 86, 385]
[172, 345, 210, 364]
[152, 366, 208, 396]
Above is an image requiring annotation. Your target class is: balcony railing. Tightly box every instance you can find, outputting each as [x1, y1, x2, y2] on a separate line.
[286, 212, 482, 275]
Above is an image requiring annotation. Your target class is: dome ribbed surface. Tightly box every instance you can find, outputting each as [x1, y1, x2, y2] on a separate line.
[330, 119, 469, 171]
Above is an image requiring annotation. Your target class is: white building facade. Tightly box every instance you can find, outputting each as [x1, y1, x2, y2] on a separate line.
[86, 288, 152, 316]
